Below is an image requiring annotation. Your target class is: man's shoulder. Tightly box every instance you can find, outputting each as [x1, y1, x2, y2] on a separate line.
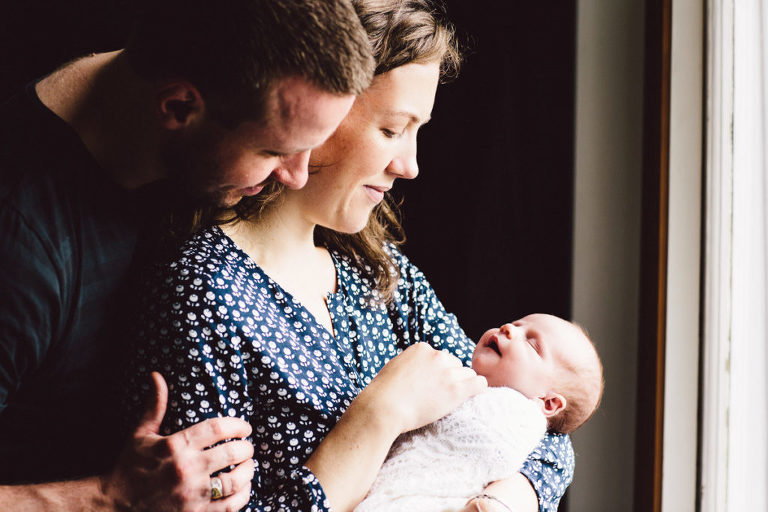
[0, 86, 130, 249]
[0, 86, 81, 203]
[0, 84, 64, 158]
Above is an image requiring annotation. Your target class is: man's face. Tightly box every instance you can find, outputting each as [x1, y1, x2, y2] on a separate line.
[163, 76, 355, 207]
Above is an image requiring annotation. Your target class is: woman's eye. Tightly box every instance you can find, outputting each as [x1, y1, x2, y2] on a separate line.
[381, 128, 403, 139]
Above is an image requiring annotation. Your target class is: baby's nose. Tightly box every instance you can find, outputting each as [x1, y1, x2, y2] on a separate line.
[499, 323, 515, 337]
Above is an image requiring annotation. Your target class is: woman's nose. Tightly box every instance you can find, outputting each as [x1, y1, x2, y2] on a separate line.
[386, 156, 419, 180]
[386, 139, 419, 179]
[403, 156, 419, 179]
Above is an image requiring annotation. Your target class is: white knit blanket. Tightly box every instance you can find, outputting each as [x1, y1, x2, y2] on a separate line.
[355, 387, 546, 512]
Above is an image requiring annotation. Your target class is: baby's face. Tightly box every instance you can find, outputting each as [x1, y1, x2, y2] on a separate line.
[471, 313, 585, 399]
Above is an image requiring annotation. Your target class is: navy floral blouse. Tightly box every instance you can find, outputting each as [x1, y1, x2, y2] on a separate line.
[125, 226, 574, 511]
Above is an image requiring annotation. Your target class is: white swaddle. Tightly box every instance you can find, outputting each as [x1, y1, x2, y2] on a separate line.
[355, 387, 547, 512]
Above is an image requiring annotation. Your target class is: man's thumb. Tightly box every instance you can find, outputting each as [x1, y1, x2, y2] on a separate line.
[135, 371, 168, 436]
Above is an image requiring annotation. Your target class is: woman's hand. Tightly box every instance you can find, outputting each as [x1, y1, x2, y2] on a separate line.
[304, 343, 486, 512]
[460, 495, 516, 512]
[460, 474, 538, 512]
[356, 342, 488, 434]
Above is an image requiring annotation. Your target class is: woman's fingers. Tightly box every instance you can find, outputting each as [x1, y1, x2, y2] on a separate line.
[396, 342, 462, 369]
[365, 343, 488, 433]
[450, 365, 488, 390]
[443, 365, 487, 405]
[433, 344, 463, 366]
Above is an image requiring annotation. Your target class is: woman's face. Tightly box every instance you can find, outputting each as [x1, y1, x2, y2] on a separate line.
[288, 61, 441, 233]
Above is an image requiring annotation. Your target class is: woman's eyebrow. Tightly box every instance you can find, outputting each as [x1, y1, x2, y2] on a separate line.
[384, 110, 432, 125]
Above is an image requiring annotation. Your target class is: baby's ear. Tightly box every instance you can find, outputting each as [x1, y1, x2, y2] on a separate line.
[538, 392, 566, 417]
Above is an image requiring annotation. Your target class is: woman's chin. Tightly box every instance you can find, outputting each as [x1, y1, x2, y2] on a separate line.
[318, 217, 371, 235]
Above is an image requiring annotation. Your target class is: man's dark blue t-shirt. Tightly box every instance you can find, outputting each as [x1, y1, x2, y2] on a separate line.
[0, 85, 157, 483]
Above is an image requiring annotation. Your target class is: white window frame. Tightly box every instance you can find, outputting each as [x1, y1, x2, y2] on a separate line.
[700, 0, 734, 510]
[700, 1, 768, 510]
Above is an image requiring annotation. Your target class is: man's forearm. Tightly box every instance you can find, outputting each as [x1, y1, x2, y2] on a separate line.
[0, 476, 113, 512]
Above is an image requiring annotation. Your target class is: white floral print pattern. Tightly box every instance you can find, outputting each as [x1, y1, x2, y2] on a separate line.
[125, 226, 573, 511]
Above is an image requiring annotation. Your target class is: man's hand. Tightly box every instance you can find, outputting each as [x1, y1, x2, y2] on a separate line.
[101, 372, 255, 512]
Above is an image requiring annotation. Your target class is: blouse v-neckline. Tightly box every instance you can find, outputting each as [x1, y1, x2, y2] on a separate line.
[212, 225, 345, 341]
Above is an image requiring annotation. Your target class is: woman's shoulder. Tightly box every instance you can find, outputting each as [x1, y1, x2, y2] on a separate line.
[329, 242, 425, 291]
[142, 226, 251, 291]
[382, 243, 433, 292]
[380, 242, 422, 279]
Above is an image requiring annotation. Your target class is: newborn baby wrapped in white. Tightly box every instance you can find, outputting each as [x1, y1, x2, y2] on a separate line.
[355, 387, 547, 512]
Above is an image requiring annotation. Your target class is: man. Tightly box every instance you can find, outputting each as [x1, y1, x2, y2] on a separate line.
[0, 0, 373, 510]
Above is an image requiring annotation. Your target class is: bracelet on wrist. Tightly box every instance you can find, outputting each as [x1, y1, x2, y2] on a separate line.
[467, 493, 514, 512]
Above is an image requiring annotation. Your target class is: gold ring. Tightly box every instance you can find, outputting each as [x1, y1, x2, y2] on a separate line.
[210, 476, 224, 500]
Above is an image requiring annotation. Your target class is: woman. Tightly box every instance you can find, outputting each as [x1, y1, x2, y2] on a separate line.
[126, 1, 573, 510]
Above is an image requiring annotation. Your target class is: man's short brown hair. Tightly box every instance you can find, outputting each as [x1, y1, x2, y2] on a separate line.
[124, 0, 375, 126]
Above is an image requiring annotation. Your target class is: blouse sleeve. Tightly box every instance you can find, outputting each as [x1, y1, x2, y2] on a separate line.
[389, 247, 475, 366]
[124, 259, 331, 512]
[520, 433, 575, 511]
[389, 246, 575, 511]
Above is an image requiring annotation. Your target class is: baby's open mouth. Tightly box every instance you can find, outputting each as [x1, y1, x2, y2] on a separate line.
[488, 337, 502, 356]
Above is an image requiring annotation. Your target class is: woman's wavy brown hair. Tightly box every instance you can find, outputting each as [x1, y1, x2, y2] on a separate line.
[176, 0, 461, 301]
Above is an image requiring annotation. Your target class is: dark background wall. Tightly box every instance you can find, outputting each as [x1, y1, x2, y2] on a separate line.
[0, 1, 131, 101]
[0, 1, 576, 353]
[403, 2, 576, 340]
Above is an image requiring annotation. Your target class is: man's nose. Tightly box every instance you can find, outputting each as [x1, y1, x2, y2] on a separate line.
[272, 150, 311, 190]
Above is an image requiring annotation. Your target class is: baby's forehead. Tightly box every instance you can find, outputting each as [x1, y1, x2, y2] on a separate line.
[563, 325, 600, 371]
[509, 313, 588, 347]
[515, 313, 578, 335]
[526, 314, 593, 360]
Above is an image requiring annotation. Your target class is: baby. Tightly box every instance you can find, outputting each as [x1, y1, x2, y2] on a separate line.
[355, 313, 604, 512]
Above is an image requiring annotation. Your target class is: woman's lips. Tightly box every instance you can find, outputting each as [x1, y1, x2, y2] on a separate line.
[364, 185, 388, 203]
[240, 185, 265, 197]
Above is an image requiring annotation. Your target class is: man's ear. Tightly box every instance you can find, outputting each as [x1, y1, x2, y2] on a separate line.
[156, 82, 205, 130]
[538, 391, 567, 418]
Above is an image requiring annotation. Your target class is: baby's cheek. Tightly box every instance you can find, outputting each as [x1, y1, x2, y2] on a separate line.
[470, 354, 494, 380]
